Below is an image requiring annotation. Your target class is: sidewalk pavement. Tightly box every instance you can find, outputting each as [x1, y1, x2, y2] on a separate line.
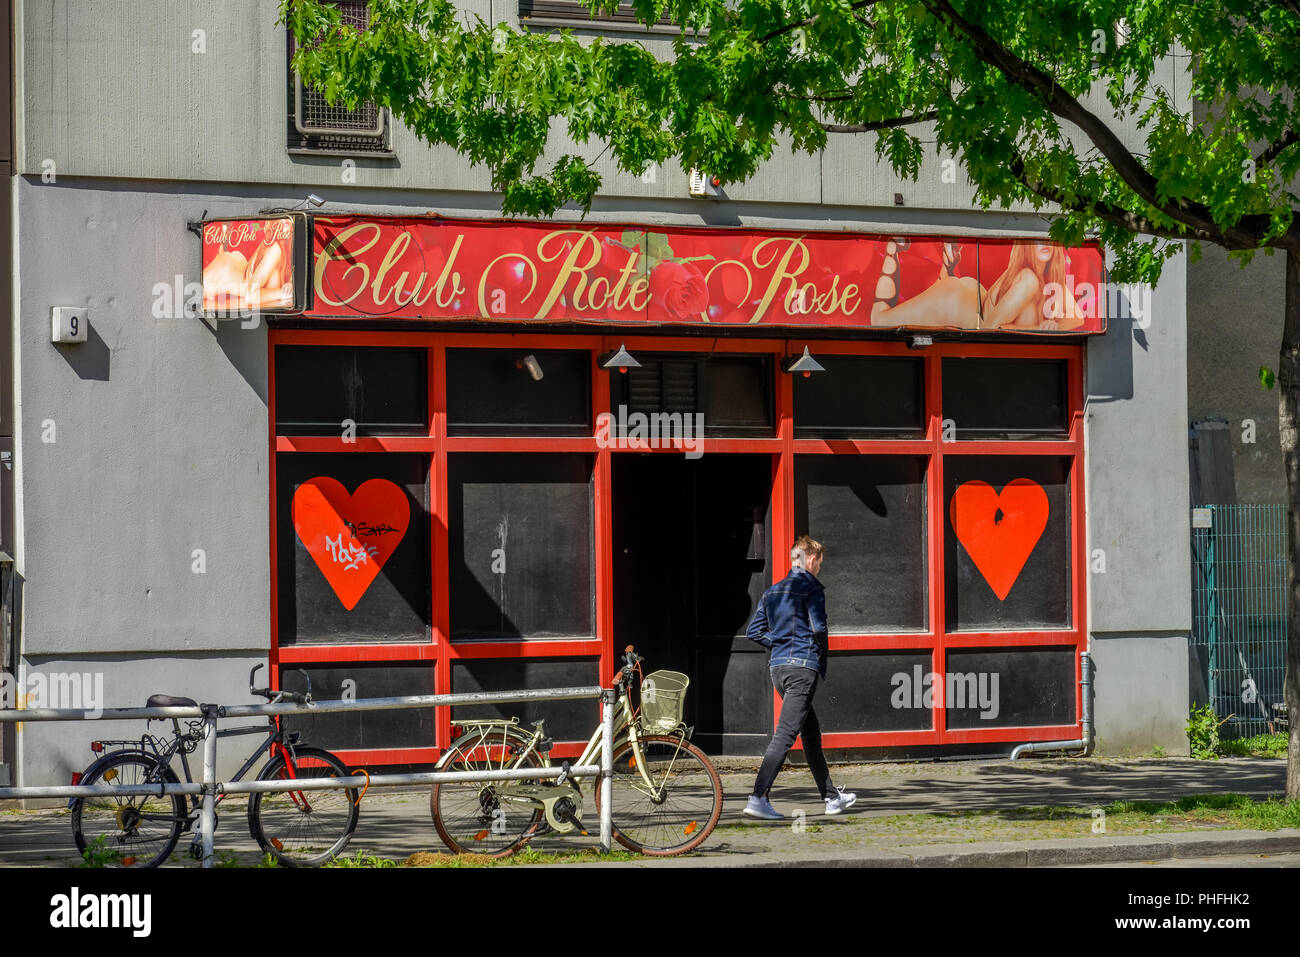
[1, 755, 1296, 867]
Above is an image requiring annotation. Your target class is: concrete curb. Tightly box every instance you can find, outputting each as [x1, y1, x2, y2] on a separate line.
[555, 829, 1300, 867]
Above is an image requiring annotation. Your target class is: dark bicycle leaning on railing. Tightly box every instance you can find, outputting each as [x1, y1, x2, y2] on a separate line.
[68, 664, 359, 868]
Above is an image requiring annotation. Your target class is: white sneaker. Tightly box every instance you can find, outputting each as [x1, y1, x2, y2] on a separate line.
[825, 786, 857, 815]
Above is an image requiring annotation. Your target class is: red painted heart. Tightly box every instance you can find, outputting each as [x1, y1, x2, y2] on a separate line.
[292, 477, 410, 610]
[950, 479, 1049, 601]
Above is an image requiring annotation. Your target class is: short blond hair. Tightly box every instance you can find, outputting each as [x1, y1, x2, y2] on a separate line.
[791, 535, 824, 568]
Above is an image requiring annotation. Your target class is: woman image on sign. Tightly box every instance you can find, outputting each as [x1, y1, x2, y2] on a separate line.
[203, 237, 294, 312]
[870, 239, 1082, 331]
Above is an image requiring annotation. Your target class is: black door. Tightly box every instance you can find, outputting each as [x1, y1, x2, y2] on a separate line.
[612, 454, 773, 754]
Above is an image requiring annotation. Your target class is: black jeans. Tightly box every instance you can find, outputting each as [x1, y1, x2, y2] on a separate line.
[752, 664, 834, 801]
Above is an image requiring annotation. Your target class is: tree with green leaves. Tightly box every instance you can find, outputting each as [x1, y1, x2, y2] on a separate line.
[282, 0, 1300, 794]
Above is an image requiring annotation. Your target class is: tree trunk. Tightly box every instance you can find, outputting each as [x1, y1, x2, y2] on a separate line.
[1279, 247, 1300, 800]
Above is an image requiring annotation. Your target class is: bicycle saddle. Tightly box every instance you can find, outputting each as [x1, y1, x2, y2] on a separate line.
[147, 694, 198, 708]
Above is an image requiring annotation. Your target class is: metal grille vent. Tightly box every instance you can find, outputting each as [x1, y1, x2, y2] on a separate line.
[288, 1, 390, 152]
[625, 360, 698, 415]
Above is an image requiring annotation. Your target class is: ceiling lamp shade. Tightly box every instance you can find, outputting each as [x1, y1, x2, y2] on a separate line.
[600, 343, 642, 374]
[781, 346, 825, 378]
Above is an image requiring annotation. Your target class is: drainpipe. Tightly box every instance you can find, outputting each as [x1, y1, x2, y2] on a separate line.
[1010, 651, 1093, 760]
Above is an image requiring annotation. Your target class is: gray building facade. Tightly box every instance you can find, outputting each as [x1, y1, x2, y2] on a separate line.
[4, 0, 1192, 790]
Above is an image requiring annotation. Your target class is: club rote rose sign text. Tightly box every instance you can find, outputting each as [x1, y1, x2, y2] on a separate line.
[307, 216, 1108, 333]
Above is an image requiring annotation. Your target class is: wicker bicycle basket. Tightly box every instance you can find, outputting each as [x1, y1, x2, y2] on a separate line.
[639, 670, 690, 732]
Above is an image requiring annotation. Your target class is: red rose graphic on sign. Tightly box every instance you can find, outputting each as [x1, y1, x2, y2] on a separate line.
[292, 477, 410, 610]
[648, 261, 709, 323]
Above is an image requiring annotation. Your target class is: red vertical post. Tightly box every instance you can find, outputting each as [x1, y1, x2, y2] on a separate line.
[593, 343, 614, 695]
[431, 337, 451, 754]
[267, 333, 281, 692]
[926, 348, 947, 738]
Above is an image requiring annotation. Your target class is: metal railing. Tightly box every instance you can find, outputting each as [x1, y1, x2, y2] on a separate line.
[1190, 504, 1289, 738]
[0, 685, 617, 868]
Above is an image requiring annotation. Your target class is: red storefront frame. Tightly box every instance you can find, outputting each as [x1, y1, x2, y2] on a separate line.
[268, 328, 1087, 767]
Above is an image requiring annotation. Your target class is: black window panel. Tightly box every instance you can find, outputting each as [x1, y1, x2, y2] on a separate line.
[449, 454, 595, 640]
[818, 652, 935, 733]
[941, 358, 1068, 438]
[451, 658, 599, 742]
[703, 357, 773, 432]
[944, 648, 1077, 729]
[446, 348, 591, 436]
[276, 453, 431, 644]
[281, 664, 435, 750]
[944, 457, 1072, 631]
[795, 456, 928, 633]
[275, 345, 427, 435]
[609, 353, 773, 436]
[794, 356, 925, 438]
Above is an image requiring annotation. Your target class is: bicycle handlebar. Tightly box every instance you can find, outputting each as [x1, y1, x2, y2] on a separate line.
[247, 664, 312, 705]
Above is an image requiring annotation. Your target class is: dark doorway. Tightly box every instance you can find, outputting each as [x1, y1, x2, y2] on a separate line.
[612, 454, 773, 754]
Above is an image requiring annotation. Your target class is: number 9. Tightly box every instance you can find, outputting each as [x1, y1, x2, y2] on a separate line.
[69, 316, 78, 337]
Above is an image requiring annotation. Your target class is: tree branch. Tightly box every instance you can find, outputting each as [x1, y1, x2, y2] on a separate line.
[761, 0, 883, 43]
[1258, 128, 1300, 168]
[820, 111, 940, 134]
[921, 0, 1269, 249]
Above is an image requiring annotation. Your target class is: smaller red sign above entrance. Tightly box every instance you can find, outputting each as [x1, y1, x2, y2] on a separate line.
[306, 216, 1107, 333]
[201, 214, 310, 315]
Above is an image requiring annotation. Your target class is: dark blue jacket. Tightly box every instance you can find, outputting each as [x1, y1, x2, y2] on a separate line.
[746, 566, 828, 677]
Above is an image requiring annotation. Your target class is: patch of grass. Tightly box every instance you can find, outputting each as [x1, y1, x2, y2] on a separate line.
[324, 848, 399, 868]
[402, 846, 643, 867]
[1103, 793, 1300, 830]
[1219, 732, 1289, 759]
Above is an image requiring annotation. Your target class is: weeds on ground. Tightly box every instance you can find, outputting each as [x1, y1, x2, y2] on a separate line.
[324, 848, 399, 868]
[402, 846, 642, 867]
[1187, 705, 1234, 759]
[78, 834, 123, 868]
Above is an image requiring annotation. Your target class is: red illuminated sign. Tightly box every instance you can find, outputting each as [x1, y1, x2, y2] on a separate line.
[305, 217, 1107, 333]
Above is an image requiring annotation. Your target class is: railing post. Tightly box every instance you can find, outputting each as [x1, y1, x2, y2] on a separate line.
[199, 703, 219, 869]
[599, 687, 614, 854]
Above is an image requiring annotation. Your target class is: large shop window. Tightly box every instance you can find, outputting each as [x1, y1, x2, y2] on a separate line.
[277, 452, 431, 644]
[448, 453, 596, 640]
[794, 456, 928, 632]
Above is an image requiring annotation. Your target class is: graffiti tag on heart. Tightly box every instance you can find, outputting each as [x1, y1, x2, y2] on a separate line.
[950, 479, 1049, 600]
[292, 477, 410, 610]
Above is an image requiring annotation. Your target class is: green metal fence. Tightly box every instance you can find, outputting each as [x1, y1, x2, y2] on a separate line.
[1189, 504, 1289, 738]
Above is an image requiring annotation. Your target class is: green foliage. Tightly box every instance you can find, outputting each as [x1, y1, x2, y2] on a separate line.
[78, 834, 122, 868]
[1219, 731, 1290, 758]
[1106, 793, 1300, 829]
[1187, 704, 1234, 759]
[323, 848, 399, 868]
[280, 0, 1300, 281]
[1261, 365, 1277, 390]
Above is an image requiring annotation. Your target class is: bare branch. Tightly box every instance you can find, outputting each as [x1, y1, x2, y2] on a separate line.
[820, 111, 940, 134]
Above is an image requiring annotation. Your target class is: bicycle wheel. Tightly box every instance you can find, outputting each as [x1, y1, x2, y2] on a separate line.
[595, 733, 723, 856]
[247, 746, 359, 867]
[431, 727, 546, 857]
[71, 752, 186, 868]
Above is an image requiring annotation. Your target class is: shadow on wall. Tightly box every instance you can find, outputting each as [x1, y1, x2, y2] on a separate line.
[1085, 297, 1142, 404]
[207, 315, 269, 406]
[53, 326, 110, 382]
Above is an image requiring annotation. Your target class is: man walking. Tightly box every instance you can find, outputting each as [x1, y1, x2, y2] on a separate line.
[743, 535, 856, 820]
